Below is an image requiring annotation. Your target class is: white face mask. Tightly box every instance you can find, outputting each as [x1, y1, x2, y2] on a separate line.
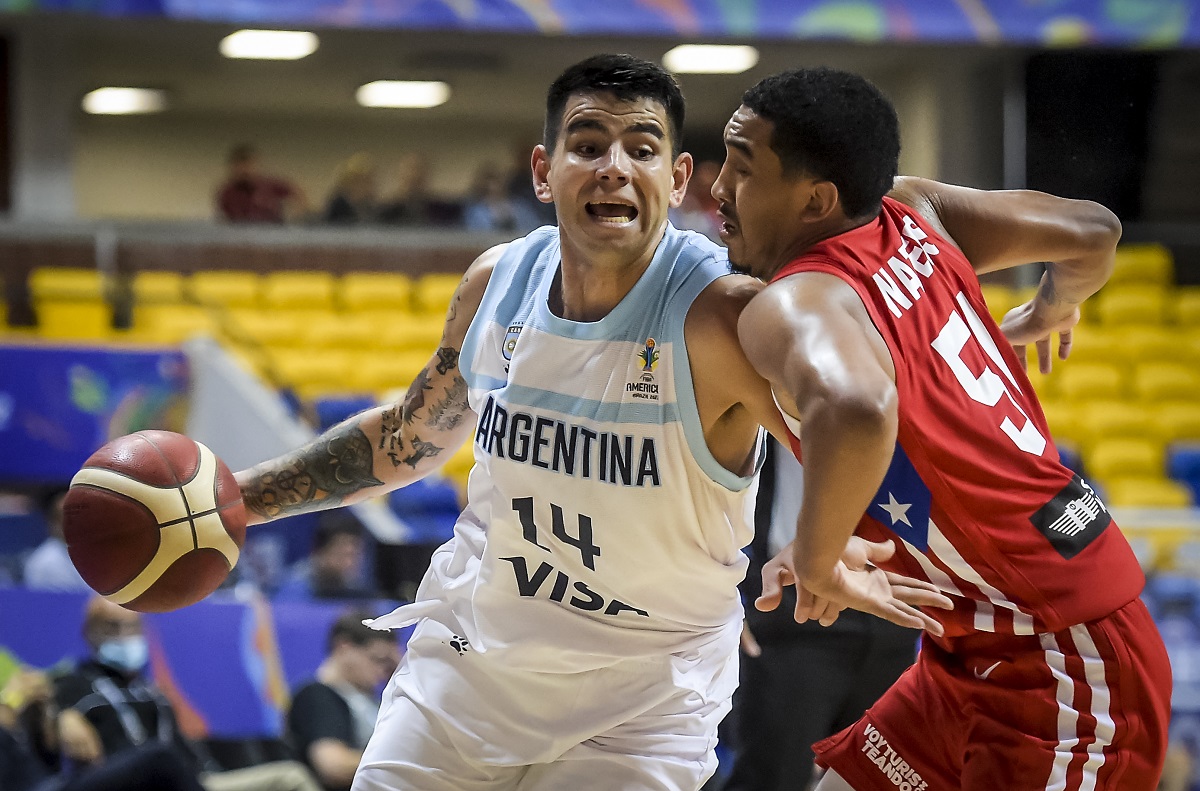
[97, 635, 149, 673]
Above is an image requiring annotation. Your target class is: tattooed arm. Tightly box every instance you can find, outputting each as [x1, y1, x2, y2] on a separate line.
[235, 245, 504, 525]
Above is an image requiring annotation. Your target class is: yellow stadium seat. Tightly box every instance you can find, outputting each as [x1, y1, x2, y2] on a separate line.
[413, 273, 462, 315]
[1109, 243, 1174, 287]
[1113, 326, 1180, 366]
[1078, 400, 1155, 445]
[128, 304, 219, 345]
[132, 271, 185, 304]
[373, 312, 445, 354]
[1022, 367, 1057, 401]
[1154, 403, 1200, 443]
[1132, 362, 1200, 402]
[34, 300, 113, 340]
[978, 284, 1019, 324]
[1038, 400, 1084, 448]
[347, 350, 433, 394]
[1094, 285, 1169, 327]
[266, 349, 354, 397]
[304, 314, 380, 348]
[191, 270, 261, 308]
[1104, 476, 1194, 508]
[1054, 361, 1127, 402]
[1085, 437, 1165, 480]
[1058, 326, 1121, 367]
[340, 273, 413, 311]
[1175, 288, 1200, 326]
[227, 308, 330, 348]
[29, 268, 107, 300]
[262, 271, 336, 309]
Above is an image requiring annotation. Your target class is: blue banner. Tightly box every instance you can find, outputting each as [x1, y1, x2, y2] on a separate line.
[0, 343, 189, 485]
[1, 0, 1196, 46]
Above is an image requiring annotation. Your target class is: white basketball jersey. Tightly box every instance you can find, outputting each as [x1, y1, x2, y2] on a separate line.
[412, 225, 760, 673]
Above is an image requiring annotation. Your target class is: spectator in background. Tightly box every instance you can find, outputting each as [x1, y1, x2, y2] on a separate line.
[274, 518, 374, 602]
[216, 144, 308, 224]
[287, 613, 399, 791]
[324, 154, 378, 225]
[463, 163, 541, 234]
[1, 664, 207, 791]
[23, 489, 89, 593]
[721, 440, 917, 791]
[377, 154, 434, 226]
[52, 597, 319, 791]
[670, 159, 722, 241]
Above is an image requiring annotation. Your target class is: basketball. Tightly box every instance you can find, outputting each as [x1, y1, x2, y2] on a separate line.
[63, 430, 246, 613]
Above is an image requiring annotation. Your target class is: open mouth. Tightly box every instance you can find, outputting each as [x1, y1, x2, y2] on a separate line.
[586, 202, 638, 224]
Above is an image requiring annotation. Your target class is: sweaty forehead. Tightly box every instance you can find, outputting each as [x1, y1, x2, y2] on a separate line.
[560, 92, 670, 133]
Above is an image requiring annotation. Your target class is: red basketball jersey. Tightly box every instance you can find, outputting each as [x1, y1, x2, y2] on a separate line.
[772, 197, 1144, 637]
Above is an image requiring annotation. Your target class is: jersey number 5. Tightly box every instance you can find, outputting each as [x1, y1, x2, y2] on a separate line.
[931, 292, 1047, 456]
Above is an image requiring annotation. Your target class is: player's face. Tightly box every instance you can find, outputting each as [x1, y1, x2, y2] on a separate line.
[533, 92, 691, 262]
[712, 106, 820, 278]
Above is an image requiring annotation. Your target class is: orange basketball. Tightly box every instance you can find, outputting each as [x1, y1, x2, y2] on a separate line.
[63, 430, 247, 612]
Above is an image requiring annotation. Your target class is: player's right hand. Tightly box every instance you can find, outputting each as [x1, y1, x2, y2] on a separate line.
[999, 285, 1081, 374]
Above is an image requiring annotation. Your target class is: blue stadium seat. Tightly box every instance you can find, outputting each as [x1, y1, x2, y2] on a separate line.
[314, 395, 376, 432]
[1169, 445, 1200, 500]
[389, 478, 461, 544]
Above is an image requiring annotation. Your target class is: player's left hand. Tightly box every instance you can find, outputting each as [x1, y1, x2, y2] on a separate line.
[757, 537, 952, 635]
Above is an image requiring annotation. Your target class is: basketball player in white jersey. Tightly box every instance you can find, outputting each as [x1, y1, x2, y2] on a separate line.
[235, 55, 949, 791]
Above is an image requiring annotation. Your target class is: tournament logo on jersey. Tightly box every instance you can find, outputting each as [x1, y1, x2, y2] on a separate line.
[1029, 474, 1111, 559]
[503, 323, 523, 361]
[626, 337, 660, 401]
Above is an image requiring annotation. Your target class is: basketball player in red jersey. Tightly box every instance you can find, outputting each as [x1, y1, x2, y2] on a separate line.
[714, 67, 1171, 790]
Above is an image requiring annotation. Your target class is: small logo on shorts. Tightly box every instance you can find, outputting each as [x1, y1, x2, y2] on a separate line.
[860, 723, 929, 790]
[447, 635, 470, 656]
[973, 661, 1001, 681]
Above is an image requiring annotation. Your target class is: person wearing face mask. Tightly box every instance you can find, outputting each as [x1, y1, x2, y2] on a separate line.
[286, 613, 400, 791]
[52, 596, 322, 791]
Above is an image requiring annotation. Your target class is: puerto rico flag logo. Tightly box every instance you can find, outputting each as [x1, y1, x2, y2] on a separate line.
[866, 442, 932, 552]
[638, 338, 659, 373]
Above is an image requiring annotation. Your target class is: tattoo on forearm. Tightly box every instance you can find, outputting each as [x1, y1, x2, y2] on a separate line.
[403, 368, 434, 423]
[379, 405, 403, 451]
[241, 423, 383, 519]
[435, 347, 459, 376]
[402, 435, 444, 468]
[427, 376, 468, 431]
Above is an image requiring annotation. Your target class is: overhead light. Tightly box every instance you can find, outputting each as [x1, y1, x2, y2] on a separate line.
[220, 29, 318, 60]
[662, 44, 759, 74]
[356, 81, 450, 109]
[82, 87, 167, 115]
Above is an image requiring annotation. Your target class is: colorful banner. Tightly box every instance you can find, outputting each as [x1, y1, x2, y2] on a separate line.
[0, 588, 408, 738]
[0, 343, 189, 485]
[0, 0, 1196, 47]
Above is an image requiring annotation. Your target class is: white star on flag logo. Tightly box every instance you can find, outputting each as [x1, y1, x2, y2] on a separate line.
[878, 493, 913, 527]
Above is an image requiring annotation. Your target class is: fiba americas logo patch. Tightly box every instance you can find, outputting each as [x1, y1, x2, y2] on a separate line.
[626, 338, 660, 401]
[1029, 474, 1111, 559]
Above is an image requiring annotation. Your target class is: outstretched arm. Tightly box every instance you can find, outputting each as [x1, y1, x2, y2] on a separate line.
[890, 176, 1122, 371]
[235, 245, 504, 525]
[739, 271, 947, 635]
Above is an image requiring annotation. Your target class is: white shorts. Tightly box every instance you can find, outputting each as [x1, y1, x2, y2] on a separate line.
[352, 616, 738, 791]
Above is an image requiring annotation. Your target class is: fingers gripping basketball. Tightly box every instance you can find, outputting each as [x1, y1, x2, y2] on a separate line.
[64, 430, 247, 612]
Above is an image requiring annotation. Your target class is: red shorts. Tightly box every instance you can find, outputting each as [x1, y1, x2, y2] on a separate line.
[813, 597, 1171, 791]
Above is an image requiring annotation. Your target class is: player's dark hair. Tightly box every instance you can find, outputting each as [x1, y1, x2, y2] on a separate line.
[741, 67, 900, 218]
[326, 611, 392, 654]
[544, 53, 685, 157]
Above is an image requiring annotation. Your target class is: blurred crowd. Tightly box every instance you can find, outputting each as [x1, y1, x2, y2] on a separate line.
[215, 143, 555, 234]
[215, 142, 724, 241]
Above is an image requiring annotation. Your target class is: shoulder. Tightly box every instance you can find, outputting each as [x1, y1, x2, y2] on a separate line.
[290, 681, 343, 708]
[688, 274, 763, 344]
